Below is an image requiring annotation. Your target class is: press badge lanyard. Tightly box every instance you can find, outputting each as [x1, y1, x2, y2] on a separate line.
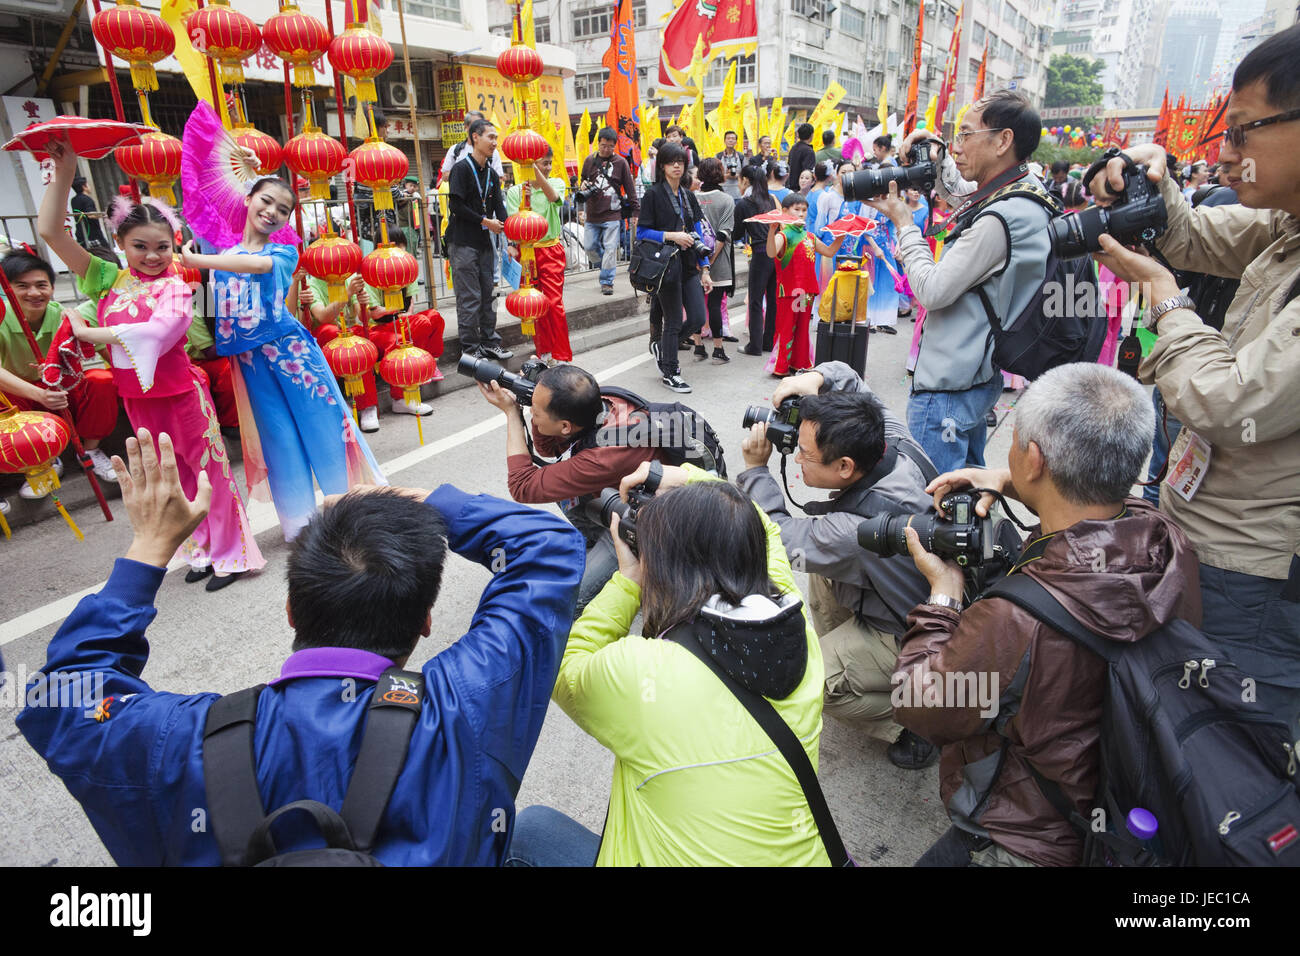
[463, 153, 491, 216]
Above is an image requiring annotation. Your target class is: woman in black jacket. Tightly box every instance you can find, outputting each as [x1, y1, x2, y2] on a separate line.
[637, 142, 712, 394]
[733, 166, 777, 355]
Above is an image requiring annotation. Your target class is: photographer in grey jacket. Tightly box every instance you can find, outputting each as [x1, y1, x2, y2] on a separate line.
[735, 361, 937, 768]
[865, 90, 1051, 475]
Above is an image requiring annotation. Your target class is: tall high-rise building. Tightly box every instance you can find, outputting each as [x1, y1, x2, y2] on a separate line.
[1051, 0, 1156, 110]
[1159, 0, 1222, 100]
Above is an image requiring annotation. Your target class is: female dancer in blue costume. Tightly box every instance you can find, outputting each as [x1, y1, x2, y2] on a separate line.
[181, 177, 385, 539]
[815, 160, 902, 333]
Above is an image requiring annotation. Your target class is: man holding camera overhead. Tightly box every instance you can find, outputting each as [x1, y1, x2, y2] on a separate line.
[1087, 24, 1300, 741]
[734, 360, 937, 768]
[862, 90, 1051, 475]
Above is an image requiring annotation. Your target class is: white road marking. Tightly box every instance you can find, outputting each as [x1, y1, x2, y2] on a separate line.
[0, 351, 655, 648]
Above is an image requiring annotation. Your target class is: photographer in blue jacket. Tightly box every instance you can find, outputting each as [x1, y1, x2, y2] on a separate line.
[17, 428, 585, 866]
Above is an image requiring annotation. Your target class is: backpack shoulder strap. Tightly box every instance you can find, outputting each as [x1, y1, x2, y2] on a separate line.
[894, 437, 939, 486]
[983, 573, 1119, 663]
[339, 667, 426, 853]
[666, 623, 852, 867]
[202, 684, 269, 866]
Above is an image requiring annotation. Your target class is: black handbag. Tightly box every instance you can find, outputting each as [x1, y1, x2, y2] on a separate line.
[628, 238, 680, 295]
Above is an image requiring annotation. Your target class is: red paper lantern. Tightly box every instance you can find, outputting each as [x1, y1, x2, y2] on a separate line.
[328, 25, 394, 104]
[91, 0, 175, 93]
[361, 244, 419, 312]
[0, 409, 71, 495]
[504, 209, 548, 245]
[496, 45, 543, 84]
[116, 130, 183, 205]
[284, 125, 346, 200]
[232, 122, 282, 176]
[500, 128, 549, 166]
[379, 344, 436, 408]
[301, 234, 362, 304]
[186, 0, 261, 87]
[262, 1, 330, 88]
[323, 332, 379, 401]
[349, 138, 408, 212]
[505, 287, 548, 321]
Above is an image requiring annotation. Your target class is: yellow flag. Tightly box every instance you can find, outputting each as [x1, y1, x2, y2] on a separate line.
[719, 59, 738, 132]
[691, 90, 706, 145]
[741, 94, 759, 155]
[639, 104, 657, 159]
[923, 94, 938, 132]
[575, 108, 592, 175]
[522, 0, 536, 46]
[686, 35, 709, 92]
[808, 81, 847, 133]
[877, 84, 888, 130]
[540, 107, 565, 172]
[161, 0, 229, 128]
[782, 116, 800, 153]
[953, 103, 971, 132]
[767, 97, 783, 140]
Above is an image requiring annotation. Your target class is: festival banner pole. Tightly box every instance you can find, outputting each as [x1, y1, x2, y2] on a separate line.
[394, 0, 436, 312]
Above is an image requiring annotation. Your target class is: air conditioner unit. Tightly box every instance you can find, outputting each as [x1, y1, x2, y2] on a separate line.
[388, 81, 413, 108]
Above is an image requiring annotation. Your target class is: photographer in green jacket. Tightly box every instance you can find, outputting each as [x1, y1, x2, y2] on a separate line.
[506, 463, 834, 867]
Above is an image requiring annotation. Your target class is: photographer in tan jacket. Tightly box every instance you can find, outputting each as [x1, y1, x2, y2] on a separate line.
[1089, 24, 1300, 742]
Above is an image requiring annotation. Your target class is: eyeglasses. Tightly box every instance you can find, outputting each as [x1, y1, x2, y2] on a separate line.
[952, 127, 1008, 145]
[1220, 107, 1300, 148]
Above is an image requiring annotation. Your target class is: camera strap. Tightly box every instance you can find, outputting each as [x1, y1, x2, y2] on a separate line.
[939, 164, 1033, 240]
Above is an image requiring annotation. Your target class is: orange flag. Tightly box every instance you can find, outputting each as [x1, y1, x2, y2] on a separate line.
[602, 0, 642, 169]
[903, 0, 925, 135]
[973, 41, 988, 102]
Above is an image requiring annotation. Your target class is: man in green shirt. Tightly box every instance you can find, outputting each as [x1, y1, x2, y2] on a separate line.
[0, 251, 120, 497]
[505, 148, 572, 362]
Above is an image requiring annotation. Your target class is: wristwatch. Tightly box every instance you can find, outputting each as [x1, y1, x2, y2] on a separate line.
[926, 593, 963, 612]
[1147, 294, 1197, 326]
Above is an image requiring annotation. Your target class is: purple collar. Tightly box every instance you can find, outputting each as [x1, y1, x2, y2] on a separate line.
[269, 647, 396, 686]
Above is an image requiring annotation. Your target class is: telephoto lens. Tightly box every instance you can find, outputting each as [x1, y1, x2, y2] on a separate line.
[741, 399, 800, 456]
[1048, 164, 1167, 259]
[456, 354, 537, 406]
[584, 488, 641, 553]
[842, 141, 939, 202]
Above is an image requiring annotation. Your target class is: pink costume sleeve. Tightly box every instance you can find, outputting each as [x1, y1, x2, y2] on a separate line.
[108, 279, 193, 393]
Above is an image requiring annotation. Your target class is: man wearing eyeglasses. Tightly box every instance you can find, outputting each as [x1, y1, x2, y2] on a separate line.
[865, 89, 1052, 476]
[1088, 24, 1300, 742]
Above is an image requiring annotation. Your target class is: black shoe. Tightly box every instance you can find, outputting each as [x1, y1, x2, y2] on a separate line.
[739, 344, 762, 356]
[867, 325, 879, 333]
[711, 348, 730, 365]
[693, 344, 707, 361]
[601, 285, 614, 296]
[185, 567, 214, 584]
[661, 373, 692, 393]
[888, 729, 939, 770]
[722, 335, 739, 342]
[206, 571, 245, 592]
[879, 325, 897, 335]
[679, 340, 693, 351]
[897, 306, 913, 318]
[482, 344, 515, 361]
[985, 409, 998, 427]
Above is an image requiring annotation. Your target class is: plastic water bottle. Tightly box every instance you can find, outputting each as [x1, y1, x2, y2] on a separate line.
[1126, 808, 1164, 860]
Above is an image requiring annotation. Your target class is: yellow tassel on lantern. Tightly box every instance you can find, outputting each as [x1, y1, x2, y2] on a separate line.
[148, 183, 177, 205]
[0, 506, 10, 539]
[353, 77, 377, 103]
[372, 189, 393, 211]
[294, 63, 317, 87]
[54, 496, 85, 541]
[521, 318, 535, 336]
[220, 61, 246, 87]
[383, 289, 402, 311]
[130, 63, 159, 92]
[326, 279, 347, 304]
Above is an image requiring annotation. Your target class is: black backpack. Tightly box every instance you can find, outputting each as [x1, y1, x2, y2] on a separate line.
[579, 385, 727, 478]
[985, 574, 1300, 866]
[201, 668, 424, 866]
[969, 184, 1109, 380]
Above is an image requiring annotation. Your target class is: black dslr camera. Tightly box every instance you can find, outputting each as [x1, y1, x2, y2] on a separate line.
[583, 461, 663, 555]
[842, 139, 942, 202]
[1049, 160, 1167, 259]
[857, 492, 1019, 571]
[457, 354, 548, 406]
[742, 397, 801, 456]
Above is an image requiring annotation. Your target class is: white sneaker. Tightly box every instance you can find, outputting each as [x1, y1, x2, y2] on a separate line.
[359, 406, 380, 433]
[19, 478, 48, 500]
[391, 398, 433, 417]
[86, 448, 118, 482]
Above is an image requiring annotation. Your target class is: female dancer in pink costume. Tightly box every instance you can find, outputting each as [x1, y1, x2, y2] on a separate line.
[38, 137, 264, 589]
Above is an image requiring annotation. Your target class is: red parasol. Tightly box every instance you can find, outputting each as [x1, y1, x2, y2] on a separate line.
[3, 116, 155, 161]
[746, 209, 804, 225]
[824, 213, 880, 237]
